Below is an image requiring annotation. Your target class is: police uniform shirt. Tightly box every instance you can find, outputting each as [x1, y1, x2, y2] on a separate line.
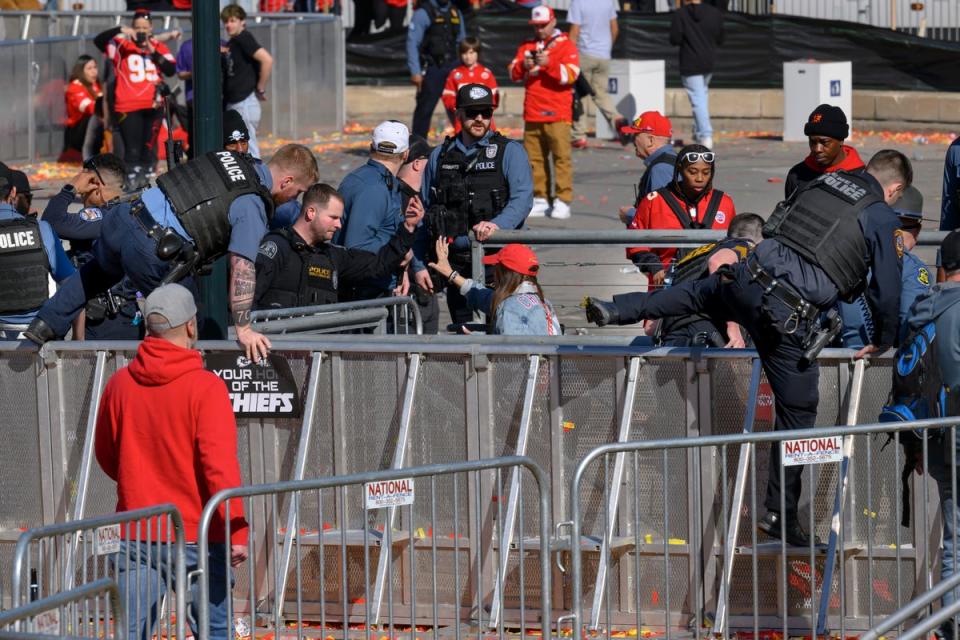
[0, 203, 76, 324]
[405, 0, 467, 77]
[140, 162, 272, 262]
[421, 130, 534, 252]
[41, 185, 105, 251]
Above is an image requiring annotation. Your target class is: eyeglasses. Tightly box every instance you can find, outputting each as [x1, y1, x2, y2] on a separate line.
[83, 158, 106, 185]
[683, 151, 715, 164]
[464, 108, 493, 121]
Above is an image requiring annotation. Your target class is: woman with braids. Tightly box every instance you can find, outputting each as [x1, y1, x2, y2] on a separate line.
[625, 143, 737, 288]
[429, 239, 561, 336]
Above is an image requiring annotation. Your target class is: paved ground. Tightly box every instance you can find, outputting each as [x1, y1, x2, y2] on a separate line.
[20, 125, 951, 335]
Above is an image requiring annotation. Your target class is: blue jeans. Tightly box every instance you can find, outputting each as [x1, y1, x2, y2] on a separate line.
[681, 73, 713, 142]
[226, 92, 262, 159]
[930, 442, 960, 627]
[114, 541, 233, 640]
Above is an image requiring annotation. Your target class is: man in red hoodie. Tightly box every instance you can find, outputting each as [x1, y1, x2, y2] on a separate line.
[95, 283, 247, 640]
[784, 104, 864, 199]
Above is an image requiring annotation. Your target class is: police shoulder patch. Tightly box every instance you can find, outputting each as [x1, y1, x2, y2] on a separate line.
[79, 208, 102, 222]
[918, 267, 930, 286]
[258, 240, 278, 259]
[894, 229, 905, 259]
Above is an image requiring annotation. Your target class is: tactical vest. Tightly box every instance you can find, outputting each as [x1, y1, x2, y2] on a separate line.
[157, 151, 274, 262]
[634, 152, 677, 206]
[0, 217, 51, 314]
[763, 171, 877, 301]
[256, 228, 339, 310]
[433, 133, 511, 237]
[419, 3, 461, 68]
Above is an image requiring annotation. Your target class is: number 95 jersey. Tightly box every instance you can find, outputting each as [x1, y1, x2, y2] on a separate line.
[108, 35, 174, 113]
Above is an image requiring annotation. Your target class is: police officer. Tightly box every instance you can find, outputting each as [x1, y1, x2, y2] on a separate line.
[655, 212, 764, 347]
[407, 0, 467, 138]
[255, 183, 424, 309]
[419, 83, 534, 325]
[41, 154, 144, 340]
[838, 185, 930, 347]
[0, 166, 77, 339]
[25, 143, 320, 362]
[585, 150, 911, 546]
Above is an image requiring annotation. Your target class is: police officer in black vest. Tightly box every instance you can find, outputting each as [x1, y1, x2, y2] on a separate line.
[26, 143, 319, 362]
[418, 83, 534, 326]
[586, 150, 911, 546]
[407, 0, 467, 137]
[254, 183, 423, 310]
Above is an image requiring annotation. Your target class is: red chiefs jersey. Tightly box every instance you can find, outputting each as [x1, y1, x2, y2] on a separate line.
[626, 187, 737, 271]
[507, 30, 579, 123]
[442, 63, 500, 133]
[65, 79, 102, 127]
[108, 35, 174, 113]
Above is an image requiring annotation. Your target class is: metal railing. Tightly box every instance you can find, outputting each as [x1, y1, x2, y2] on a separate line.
[250, 296, 424, 335]
[196, 456, 552, 640]
[0, 577, 123, 640]
[862, 571, 960, 640]
[0, 16, 345, 164]
[11, 505, 187, 640]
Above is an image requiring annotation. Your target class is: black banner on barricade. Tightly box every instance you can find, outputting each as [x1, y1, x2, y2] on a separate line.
[205, 353, 302, 418]
[347, 8, 960, 92]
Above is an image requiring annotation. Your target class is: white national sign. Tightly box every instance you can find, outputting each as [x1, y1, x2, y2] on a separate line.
[781, 436, 843, 467]
[365, 478, 415, 510]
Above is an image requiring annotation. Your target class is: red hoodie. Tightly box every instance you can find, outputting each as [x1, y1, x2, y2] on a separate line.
[95, 336, 247, 545]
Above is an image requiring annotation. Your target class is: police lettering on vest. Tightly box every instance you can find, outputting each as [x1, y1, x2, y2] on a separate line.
[762, 170, 879, 301]
[0, 217, 51, 314]
[157, 151, 274, 262]
[432, 133, 511, 238]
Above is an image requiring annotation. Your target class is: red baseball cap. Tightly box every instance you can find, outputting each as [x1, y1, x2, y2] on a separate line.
[622, 111, 673, 137]
[483, 244, 540, 276]
[528, 6, 555, 25]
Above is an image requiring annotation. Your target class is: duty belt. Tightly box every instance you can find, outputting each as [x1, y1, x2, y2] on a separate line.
[746, 256, 819, 334]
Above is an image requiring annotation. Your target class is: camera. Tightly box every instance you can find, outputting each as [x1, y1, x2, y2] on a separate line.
[135, 31, 147, 46]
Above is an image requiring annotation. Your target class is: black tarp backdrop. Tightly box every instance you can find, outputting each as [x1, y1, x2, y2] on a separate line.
[346, 7, 960, 92]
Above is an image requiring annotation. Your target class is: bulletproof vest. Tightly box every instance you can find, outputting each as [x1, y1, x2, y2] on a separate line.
[635, 152, 677, 206]
[157, 151, 274, 262]
[670, 237, 753, 287]
[256, 228, 339, 310]
[0, 217, 51, 314]
[420, 3, 461, 68]
[763, 171, 877, 301]
[433, 134, 511, 236]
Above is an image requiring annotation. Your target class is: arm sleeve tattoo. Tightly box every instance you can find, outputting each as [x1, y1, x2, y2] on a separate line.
[231, 253, 256, 328]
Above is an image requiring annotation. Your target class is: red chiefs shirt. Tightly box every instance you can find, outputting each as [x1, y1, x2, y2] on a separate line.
[508, 30, 579, 123]
[65, 79, 102, 127]
[442, 63, 499, 133]
[107, 35, 174, 113]
[626, 186, 736, 272]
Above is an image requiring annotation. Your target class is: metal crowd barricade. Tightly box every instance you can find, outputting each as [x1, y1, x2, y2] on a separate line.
[862, 571, 960, 640]
[11, 505, 187, 640]
[250, 296, 424, 335]
[561, 414, 960, 640]
[196, 456, 553, 640]
[0, 577, 123, 640]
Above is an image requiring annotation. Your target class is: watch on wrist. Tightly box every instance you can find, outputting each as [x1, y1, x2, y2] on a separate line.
[62, 184, 77, 196]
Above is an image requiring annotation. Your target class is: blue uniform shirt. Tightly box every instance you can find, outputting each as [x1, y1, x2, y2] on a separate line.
[0, 203, 75, 325]
[271, 200, 302, 230]
[421, 131, 534, 253]
[336, 158, 405, 290]
[42, 187, 106, 246]
[406, 0, 467, 77]
[141, 162, 272, 262]
[941, 138, 960, 252]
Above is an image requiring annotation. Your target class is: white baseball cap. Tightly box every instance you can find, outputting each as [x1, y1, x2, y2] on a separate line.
[372, 121, 410, 155]
[529, 5, 555, 24]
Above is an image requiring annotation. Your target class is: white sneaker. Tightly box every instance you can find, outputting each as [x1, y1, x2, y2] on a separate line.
[700, 136, 714, 150]
[550, 199, 571, 219]
[529, 197, 550, 218]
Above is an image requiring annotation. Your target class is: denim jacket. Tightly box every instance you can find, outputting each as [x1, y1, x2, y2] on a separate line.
[460, 280, 561, 336]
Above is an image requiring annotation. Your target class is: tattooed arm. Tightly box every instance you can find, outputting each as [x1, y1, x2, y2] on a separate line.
[231, 253, 272, 362]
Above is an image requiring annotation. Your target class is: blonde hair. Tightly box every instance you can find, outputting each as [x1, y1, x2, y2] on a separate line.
[268, 144, 320, 185]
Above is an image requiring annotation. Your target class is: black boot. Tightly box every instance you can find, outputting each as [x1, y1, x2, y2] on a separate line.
[757, 511, 822, 547]
[24, 317, 57, 345]
[584, 297, 622, 327]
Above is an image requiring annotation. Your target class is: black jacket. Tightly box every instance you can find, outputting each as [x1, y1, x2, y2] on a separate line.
[669, 3, 725, 77]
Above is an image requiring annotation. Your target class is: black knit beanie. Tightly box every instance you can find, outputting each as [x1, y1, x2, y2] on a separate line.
[803, 104, 849, 140]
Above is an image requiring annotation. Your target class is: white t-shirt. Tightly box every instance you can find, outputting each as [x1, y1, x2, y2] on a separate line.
[567, 0, 619, 60]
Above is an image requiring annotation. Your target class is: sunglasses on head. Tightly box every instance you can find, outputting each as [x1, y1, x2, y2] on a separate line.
[464, 108, 493, 120]
[683, 151, 715, 164]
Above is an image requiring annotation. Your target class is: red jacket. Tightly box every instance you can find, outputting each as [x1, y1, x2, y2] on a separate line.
[508, 30, 579, 123]
[626, 186, 736, 272]
[65, 79, 101, 127]
[107, 35, 174, 113]
[95, 336, 248, 545]
[442, 63, 500, 133]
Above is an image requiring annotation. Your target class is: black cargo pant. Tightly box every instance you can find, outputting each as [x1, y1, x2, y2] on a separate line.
[612, 261, 820, 519]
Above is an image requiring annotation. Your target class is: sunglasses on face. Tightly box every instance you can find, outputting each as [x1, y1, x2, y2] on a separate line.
[464, 108, 493, 120]
[683, 151, 715, 164]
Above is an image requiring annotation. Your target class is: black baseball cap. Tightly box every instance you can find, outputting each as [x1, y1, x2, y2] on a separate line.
[223, 109, 250, 146]
[456, 83, 495, 110]
[402, 134, 433, 166]
[941, 230, 960, 272]
[10, 170, 32, 196]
